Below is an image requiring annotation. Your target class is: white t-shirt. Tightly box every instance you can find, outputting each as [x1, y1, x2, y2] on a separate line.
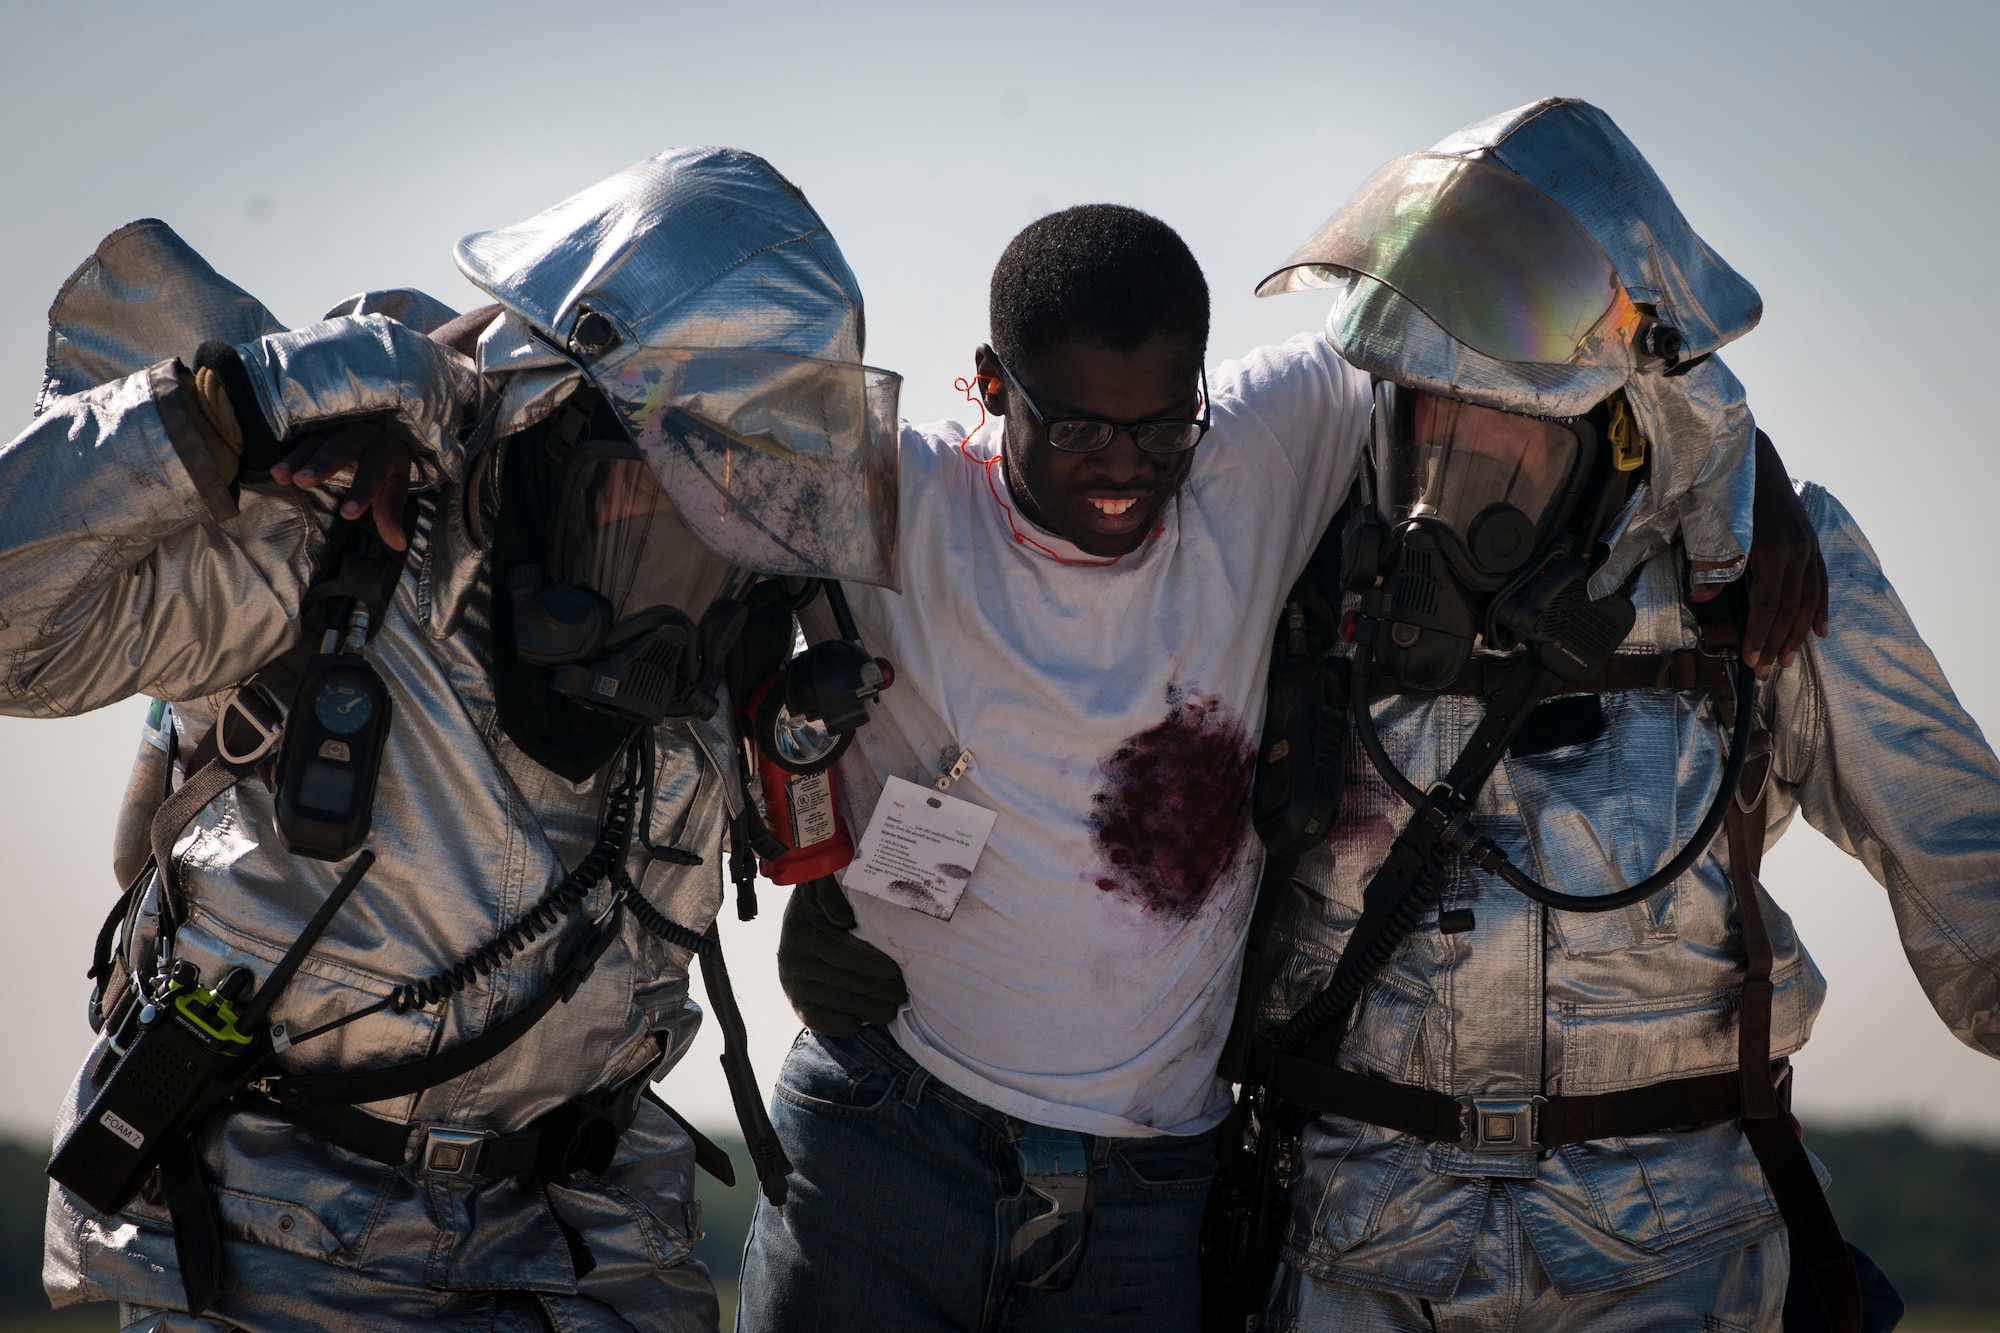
[832, 334, 1370, 1137]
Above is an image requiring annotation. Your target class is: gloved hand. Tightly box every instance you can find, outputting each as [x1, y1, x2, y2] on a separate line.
[1691, 428, 1829, 679]
[195, 314, 482, 550]
[778, 876, 907, 1038]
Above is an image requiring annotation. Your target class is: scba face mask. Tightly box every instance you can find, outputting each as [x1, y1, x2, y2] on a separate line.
[508, 392, 752, 727]
[1344, 381, 1636, 690]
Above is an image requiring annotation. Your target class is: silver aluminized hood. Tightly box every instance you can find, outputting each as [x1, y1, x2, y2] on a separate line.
[1261, 98, 1762, 589]
[456, 148, 900, 589]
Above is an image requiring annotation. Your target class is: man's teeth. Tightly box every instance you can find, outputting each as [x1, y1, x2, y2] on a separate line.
[1088, 498, 1138, 516]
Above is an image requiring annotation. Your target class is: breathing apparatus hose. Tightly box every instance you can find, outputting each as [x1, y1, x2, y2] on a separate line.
[387, 744, 642, 1012]
[1348, 645, 1425, 808]
[1491, 659, 1756, 913]
[1351, 643, 1759, 916]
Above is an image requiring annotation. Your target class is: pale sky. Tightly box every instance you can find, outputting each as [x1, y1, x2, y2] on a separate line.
[1, 0, 1996, 1141]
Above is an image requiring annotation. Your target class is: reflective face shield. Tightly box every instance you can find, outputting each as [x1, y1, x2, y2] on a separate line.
[509, 404, 762, 727]
[548, 443, 743, 627]
[1374, 382, 1592, 587]
[597, 346, 902, 589]
[507, 348, 900, 729]
[1257, 153, 1644, 371]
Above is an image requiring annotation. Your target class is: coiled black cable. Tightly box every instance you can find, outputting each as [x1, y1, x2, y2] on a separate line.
[386, 748, 643, 1013]
[263, 739, 721, 1058]
[620, 868, 716, 955]
[1275, 837, 1450, 1055]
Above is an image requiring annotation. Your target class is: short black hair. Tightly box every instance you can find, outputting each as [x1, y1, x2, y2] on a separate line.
[989, 204, 1209, 374]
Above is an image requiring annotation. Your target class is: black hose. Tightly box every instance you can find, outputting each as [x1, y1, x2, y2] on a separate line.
[1490, 660, 1757, 913]
[1349, 645, 1425, 807]
[621, 869, 716, 955]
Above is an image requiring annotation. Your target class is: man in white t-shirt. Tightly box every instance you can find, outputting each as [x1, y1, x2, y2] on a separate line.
[737, 204, 1823, 1332]
[737, 204, 1367, 1331]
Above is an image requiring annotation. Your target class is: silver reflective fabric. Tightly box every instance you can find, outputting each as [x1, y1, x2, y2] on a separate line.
[7, 230, 735, 1329]
[236, 314, 485, 486]
[38, 219, 285, 414]
[322, 287, 463, 335]
[1262, 486, 2000, 1314]
[1268, 1194, 1788, 1330]
[1262, 98, 1759, 584]
[457, 147, 900, 588]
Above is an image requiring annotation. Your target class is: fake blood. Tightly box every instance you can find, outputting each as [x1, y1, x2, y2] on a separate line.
[1328, 744, 1401, 869]
[1087, 684, 1255, 920]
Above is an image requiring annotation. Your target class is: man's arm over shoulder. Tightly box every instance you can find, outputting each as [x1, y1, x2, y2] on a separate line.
[0, 364, 320, 717]
[1207, 333, 1372, 562]
[1768, 481, 2000, 1058]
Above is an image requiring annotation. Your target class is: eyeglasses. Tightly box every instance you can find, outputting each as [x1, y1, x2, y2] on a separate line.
[994, 355, 1211, 455]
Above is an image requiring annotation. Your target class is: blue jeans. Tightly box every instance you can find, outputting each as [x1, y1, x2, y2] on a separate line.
[737, 1026, 1219, 1332]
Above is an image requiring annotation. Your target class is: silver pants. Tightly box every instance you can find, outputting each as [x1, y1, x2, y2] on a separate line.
[112, 1251, 719, 1333]
[1266, 1185, 1787, 1333]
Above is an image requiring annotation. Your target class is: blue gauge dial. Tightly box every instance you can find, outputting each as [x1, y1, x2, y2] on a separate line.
[314, 679, 374, 735]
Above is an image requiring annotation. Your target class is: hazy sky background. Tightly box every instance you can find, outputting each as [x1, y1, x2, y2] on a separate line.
[1, 0, 1996, 1141]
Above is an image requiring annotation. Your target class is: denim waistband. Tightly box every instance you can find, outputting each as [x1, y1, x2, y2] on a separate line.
[842, 1023, 1219, 1150]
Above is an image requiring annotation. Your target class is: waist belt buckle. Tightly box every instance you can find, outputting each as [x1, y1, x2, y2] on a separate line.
[1463, 1096, 1542, 1153]
[421, 1126, 493, 1179]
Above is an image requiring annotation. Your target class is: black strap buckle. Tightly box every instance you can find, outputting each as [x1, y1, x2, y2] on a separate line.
[214, 685, 284, 765]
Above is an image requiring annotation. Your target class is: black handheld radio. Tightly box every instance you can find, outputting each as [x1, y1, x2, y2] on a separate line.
[48, 973, 254, 1215]
[274, 607, 392, 861]
[50, 852, 376, 1214]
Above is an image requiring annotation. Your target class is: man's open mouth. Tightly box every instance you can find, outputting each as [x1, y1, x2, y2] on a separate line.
[1086, 497, 1139, 516]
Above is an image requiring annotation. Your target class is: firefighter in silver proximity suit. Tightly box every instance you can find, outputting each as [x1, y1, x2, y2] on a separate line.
[1228, 98, 2000, 1332]
[9, 147, 899, 1332]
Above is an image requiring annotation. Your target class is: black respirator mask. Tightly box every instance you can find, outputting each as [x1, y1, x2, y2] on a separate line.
[1342, 381, 1637, 689]
[508, 424, 752, 726]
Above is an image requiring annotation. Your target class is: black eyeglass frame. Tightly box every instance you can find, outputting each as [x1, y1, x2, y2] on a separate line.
[993, 354, 1212, 455]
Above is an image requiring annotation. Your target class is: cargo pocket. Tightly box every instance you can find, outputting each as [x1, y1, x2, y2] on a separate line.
[1289, 1118, 1410, 1262]
[1540, 1119, 1776, 1254]
[1112, 1132, 1218, 1194]
[214, 1186, 345, 1263]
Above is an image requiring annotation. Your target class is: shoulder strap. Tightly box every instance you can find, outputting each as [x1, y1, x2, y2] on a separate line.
[1217, 852, 1299, 1085]
[1705, 612, 1863, 1333]
[144, 515, 414, 920]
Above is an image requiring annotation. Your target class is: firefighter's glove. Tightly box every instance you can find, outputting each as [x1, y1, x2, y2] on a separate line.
[192, 316, 477, 552]
[778, 876, 907, 1038]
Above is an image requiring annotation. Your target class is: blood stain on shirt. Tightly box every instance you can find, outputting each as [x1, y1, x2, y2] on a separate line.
[1086, 683, 1255, 921]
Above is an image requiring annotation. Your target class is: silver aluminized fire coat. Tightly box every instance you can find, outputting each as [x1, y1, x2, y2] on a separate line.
[1258, 487, 2000, 1318]
[3, 207, 787, 1329]
[1253, 100, 1998, 1325]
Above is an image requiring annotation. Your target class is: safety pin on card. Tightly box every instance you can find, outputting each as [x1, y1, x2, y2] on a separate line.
[843, 766, 995, 921]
